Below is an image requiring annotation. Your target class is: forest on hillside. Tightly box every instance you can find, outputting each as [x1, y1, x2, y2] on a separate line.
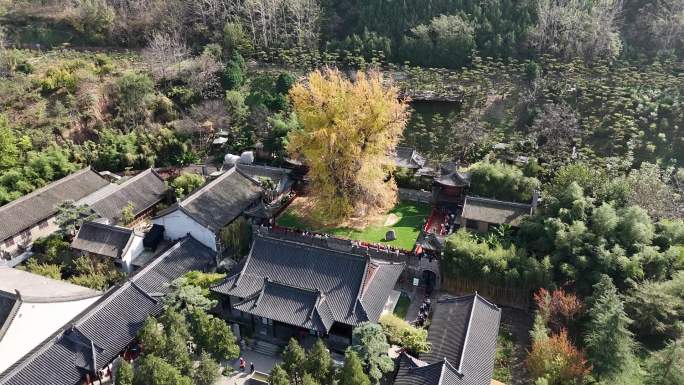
[0, 0, 683, 384]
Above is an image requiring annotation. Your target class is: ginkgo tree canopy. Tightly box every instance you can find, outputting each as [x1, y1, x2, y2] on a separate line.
[287, 68, 410, 221]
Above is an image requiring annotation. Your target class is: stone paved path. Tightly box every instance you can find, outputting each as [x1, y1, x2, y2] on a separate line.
[218, 349, 282, 385]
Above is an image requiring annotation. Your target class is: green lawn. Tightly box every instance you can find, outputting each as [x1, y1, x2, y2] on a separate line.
[393, 293, 411, 319]
[276, 200, 431, 250]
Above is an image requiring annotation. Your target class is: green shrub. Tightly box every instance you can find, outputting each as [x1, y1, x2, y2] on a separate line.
[469, 161, 540, 203]
[115, 360, 134, 385]
[442, 229, 551, 289]
[39, 67, 78, 94]
[67, 0, 115, 42]
[115, 71, 155, 127]
[171, 172, 205, 199]
[221, 60, 244, 90]
[379, 314, 430, 354]
[23, 258, 62, 280]
[275, 72, 295, 94]
[168, 86, 197, 109]
[94, 53, 114, 75]
[32, 234, 72, 265]
[182, 271, 226, 290]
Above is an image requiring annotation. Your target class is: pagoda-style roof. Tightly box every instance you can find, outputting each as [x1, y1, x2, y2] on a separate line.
[212, 229, 404, 327]
[394, 147, 427, 170]
[234, 280, 334, 333]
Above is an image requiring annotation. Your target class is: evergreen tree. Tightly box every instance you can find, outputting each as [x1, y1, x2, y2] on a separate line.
[120, 201, 135, 225]
[164, 328, 192, 375]
[351, 322, 394, 384]
[193, 351, 220, 385]
[132, 355, 192, 385]
[339, 350, 370, 385]
[270, 364, 291, 385]
[138, 317, 166, 357]
[221, 52, 245, 90]
[208, 315, 240, 361]
[584, 275, 640, 382]
[115, 71, 155, 128]
[189, 308, 239, 361]
[645, 339, 684, 385]
[282, 338, 306, 384]
[160, 308, 191, 340]
[55, 201, 98, 236]
[301, 373, 319, 385]
[165, 278, 217, 313]
[115, 360, 134, 385]
[275, 72, 295, 95]
[623, 279, 684, 343]
[305, 339, 333, 384]
[170, 172, 205, 199]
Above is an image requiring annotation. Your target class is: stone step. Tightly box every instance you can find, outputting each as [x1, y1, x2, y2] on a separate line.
[253, 340, 282, 356]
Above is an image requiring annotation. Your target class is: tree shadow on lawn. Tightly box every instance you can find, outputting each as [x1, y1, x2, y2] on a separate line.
[277, 200, 431, 250]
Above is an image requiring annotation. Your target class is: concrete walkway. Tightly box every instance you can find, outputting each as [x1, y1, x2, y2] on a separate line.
[404, 286, 426, 322]
[218, 349, 282, 385]
[0, 250, 33, 267]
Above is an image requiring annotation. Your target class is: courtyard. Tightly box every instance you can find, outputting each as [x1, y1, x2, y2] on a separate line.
[276, 198, 431, 250]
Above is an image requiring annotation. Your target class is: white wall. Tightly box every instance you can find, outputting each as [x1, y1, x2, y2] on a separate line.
[122, 234, 145, 271]
[152, 210, 216, 251]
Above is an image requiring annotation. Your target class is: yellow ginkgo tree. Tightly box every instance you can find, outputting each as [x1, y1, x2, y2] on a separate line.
[287, 68, 410, 221]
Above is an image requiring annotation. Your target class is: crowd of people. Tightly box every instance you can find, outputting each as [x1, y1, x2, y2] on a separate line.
[412, 297, 432, 327]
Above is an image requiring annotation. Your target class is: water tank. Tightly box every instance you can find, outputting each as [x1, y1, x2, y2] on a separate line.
[224, 153, 240, 166]
[239, 151, 255, 164]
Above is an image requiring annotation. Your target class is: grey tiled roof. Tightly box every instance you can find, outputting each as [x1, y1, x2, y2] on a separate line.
[0, 168, 109, 241]
[71, 222, 134, 259]
[0, 236, 215, 385]
[395, 147, 426, 169]
[394, 354, 461, 385]
[408, 294, 501, 385]
[235, 163, 292, 185]
[212, 231, 404, 327]
[361, 260, 406, 322]
[234, 280, 333, 333]
[89, 169, 166, 223]
[434, 172, 470, 187]
[461, 196, 532, 227]
[156, 167, 262, 231]
[132, 237, 215, 293]
[416, 233, 445, 252]
[423, 296, 473, 366]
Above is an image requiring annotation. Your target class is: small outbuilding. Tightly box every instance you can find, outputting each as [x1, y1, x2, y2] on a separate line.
[460, 196, 533, 233]
[71, 221, 144, 271]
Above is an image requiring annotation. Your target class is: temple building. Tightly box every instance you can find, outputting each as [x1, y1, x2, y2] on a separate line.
[212, 228, 404, 348]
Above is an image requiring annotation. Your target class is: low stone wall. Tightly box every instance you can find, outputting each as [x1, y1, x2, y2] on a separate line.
[398, 188, 433, 204]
